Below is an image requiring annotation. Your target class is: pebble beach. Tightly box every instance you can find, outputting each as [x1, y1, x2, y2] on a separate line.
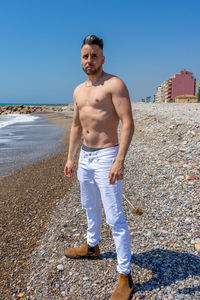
[0, 103, 200, 299]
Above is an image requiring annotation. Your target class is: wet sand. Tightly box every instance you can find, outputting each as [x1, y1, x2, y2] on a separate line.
[0, 113, 64, 177]
[0, 112, 75, 298]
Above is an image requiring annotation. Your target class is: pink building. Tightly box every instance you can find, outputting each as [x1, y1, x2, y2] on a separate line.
[171, 70, 195, 100]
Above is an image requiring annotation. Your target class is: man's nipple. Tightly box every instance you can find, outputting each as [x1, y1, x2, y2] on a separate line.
[86, 130, 89, 134]
[96, 99, 99, 102]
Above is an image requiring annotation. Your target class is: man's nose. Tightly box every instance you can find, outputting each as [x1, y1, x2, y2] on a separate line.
[87, 56, 93, 63]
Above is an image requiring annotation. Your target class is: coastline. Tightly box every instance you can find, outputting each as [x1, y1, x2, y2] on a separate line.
[44, 111, 72, 147]
[0, 112, 74, 298]
[0, 113, 68, 177]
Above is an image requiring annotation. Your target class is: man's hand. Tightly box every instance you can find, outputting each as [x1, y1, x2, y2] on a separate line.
[109, 161, 124, 184]
[64, 160, 74, 178]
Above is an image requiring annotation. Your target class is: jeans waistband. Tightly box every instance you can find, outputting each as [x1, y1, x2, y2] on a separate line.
[82, 144, 105, 152]
[80, 144, 119, 158]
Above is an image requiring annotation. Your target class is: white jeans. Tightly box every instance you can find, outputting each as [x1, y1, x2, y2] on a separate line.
[77, 145, 131, 274]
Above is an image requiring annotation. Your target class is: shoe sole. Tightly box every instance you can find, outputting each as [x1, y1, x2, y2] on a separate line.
[65, 254, 100, 259]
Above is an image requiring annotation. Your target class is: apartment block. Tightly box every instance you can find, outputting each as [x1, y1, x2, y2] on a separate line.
[171, 70, 195, 99]
[195, 82, 200, 95]
[155, 70, 196, 102]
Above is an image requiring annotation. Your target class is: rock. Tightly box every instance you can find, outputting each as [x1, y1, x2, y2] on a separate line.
[17, 292, 25, 298]
[132, 207, 143, 215]
[0, 104, 71, 115]
[55, 283, 60, 289]
[61, 106, 69, 111]
[190, 131, 196, 136]
[194, 243, 200, 251]
[194, 231, 200, 238]
[187, 174, 199, 181]
[57, 264, 64, 271]
[193, 238, 200, 243]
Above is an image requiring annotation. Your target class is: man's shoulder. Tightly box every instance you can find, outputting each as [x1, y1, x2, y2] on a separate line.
[73, 82, 86, 98]
[105, 73, 127, 91]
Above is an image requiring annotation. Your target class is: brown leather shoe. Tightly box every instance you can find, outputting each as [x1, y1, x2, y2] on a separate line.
[65, 242, 100, 259]
[110, 273, 134, 300]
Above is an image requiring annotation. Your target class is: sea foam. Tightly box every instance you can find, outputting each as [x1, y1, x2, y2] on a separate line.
[0, 114, 39, 129]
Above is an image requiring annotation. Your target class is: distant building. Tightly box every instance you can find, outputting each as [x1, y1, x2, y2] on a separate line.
[155, 80, 168, 102]
[155, 85, 163, 103]
[195, 82, 200, 96]
[164, 78, 173, 102]
[171, 70, 195, 99]
[175, 94, 198, 103]
[155, 70, 196, 102]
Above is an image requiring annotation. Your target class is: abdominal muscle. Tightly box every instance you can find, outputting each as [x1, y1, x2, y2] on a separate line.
[83, 129, 118, 148]
[80, 111, 119, 148]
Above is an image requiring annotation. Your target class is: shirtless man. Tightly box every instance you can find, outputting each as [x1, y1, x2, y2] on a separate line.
[64, 35, 134, 300]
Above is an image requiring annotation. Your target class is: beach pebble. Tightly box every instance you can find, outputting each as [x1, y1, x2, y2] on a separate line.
[21, 103, 200, 299]
[194, 244, 200, 251]
[57, 264, 64, 271]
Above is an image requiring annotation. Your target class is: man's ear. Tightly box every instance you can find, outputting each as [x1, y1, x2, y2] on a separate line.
[102, 56, 105, 64]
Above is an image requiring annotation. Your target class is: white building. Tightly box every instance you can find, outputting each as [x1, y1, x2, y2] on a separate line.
[195, 82, 200, 96]
[155, 80, 168, 102]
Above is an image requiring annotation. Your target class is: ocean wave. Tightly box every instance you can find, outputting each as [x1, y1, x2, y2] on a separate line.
[0, 114, 39, 129]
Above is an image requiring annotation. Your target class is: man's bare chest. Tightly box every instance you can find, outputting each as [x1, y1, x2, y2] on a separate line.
[76, 86, 112, 110]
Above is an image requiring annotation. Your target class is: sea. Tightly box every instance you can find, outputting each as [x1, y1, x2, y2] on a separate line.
[0, 103, 65, 177]
[0, 103, 66, 106]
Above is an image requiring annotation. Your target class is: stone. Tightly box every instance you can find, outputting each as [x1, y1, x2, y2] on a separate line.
[194, 243, 200, 251]
[194, 231, 200, 238]
[17, 292, 25, 298]
[57, 264, 64, 271]
[187, 174, 199, 181]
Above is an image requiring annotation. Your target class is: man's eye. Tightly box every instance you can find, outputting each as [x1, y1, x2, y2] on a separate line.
[83, 55, 88, 59]
[92, 54, 97, 58]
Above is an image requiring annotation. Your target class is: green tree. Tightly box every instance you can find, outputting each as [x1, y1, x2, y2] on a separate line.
[146, 96, 151, 103]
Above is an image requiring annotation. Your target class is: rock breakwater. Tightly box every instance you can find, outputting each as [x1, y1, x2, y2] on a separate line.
[0, 104, 74, 115]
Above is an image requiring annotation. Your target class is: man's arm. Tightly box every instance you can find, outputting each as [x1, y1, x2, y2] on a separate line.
[109, 77, 134, 184]
[64, 91, 82, 178]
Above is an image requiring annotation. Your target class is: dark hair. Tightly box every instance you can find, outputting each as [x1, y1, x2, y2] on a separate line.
[82, 35, 103, 49]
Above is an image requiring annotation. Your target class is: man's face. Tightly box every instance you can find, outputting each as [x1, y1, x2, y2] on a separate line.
[81, 44, 105, 75]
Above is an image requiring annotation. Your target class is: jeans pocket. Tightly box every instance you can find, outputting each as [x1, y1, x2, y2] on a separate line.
[97, 156, 116, 166]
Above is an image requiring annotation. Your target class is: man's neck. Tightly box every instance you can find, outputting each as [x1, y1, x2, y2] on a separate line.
[87, 70, 105, 84]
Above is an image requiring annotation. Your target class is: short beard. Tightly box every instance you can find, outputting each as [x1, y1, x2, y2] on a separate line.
[82, 65, 102, 75]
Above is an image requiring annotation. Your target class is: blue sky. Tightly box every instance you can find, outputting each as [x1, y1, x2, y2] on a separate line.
[0, 0, 199, 104]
